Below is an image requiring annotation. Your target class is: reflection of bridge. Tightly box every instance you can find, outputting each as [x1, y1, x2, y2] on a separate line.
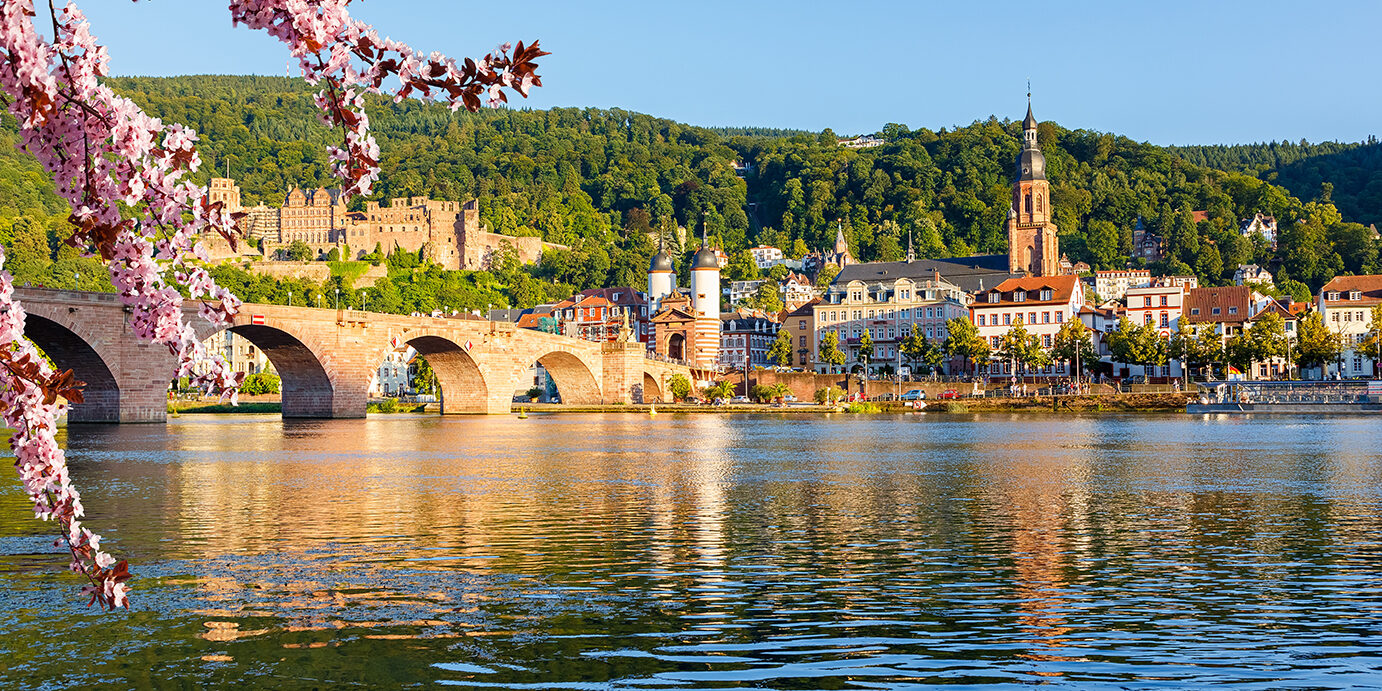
[15, 288, 697, 422]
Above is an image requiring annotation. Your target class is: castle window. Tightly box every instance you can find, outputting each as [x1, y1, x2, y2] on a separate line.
[1025, 194, 1032, 215]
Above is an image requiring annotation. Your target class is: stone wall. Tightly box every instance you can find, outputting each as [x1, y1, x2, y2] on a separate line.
[730, 370, 969, 401]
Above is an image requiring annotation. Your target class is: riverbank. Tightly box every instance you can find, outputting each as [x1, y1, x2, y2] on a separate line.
[162, 393, 1196, 416]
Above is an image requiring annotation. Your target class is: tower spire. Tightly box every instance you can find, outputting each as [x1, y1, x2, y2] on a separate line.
[907, 227, 915, 263]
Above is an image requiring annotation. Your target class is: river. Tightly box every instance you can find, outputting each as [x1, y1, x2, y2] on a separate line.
[1, 413, 1380, 689]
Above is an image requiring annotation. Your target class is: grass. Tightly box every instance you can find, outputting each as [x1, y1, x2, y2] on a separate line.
[844, 402, 882, 414]
[327, 260, 373, 286]
[169, 401, 280, 414]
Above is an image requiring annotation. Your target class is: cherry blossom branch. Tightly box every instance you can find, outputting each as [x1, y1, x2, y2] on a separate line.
[0, 0, 544, 610]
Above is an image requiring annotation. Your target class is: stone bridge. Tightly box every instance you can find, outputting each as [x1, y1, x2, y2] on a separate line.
[13, 288, 698, 422]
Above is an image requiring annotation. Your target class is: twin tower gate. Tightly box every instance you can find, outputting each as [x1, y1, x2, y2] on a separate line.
[14, 289, 694, 423]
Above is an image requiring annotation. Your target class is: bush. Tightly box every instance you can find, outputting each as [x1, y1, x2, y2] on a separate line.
[814, 385, 845, 404]
[525, 386, 543, 400]
[240, 372, 280, 395]
[368, 398, 399, 413]
[943, 402, 969, 413]
[750, 383, 775, 403]
[844, 402, 881, 413]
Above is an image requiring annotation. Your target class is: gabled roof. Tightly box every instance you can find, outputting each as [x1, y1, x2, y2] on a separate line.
[788, 298, 821, 318]
[1184, 285, 1253, 324]
[579, 287, 646, 306]
[975, 275, 1081, 306]
[1320, 274, 1382, 306]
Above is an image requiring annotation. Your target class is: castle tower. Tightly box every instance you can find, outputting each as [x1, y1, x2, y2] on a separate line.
[1007, 96, 1060, 276]
[647, 239, 677, 313]
[690, 228, 721, 368]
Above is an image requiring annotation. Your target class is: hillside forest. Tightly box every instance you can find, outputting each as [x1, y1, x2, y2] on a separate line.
[1, 75, 1379, 313]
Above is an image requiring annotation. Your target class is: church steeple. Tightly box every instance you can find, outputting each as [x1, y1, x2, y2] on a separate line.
[1008, 89, 1059, 277]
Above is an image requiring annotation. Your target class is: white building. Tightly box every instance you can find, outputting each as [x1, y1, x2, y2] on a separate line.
[971, 275, 1086, 380]
[1123, 282, 1187, 380]
[749, 245, 785, 269]
[1241, 212, 1279, 248]
[728, 279, 767, 305]
[816, 274, 970, 375]
[1318, 275, 1382, 378]
[719, 312, 781, 370]
[1094, 269, 1151, 302]
[1234, 264, 1274, 286]
[200, 330, 270, 376]
[371, 347, 414, 396]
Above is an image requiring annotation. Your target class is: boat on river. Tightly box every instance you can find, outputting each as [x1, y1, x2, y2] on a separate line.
[1186, 380, 1382, 414]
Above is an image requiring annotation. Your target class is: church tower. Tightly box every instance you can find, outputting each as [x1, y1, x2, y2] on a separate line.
[1007, 96, 1060, 276]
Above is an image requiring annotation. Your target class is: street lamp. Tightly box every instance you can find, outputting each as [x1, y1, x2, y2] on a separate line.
[73, 271, 78, 291]
[334, 287, 340, 310]
[316, 294, 322, 309]
[287, 290, 292, 307]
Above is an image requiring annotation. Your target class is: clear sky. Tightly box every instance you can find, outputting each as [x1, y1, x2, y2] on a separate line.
[77, 0, 1380, 146]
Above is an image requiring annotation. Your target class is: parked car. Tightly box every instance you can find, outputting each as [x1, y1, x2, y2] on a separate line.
[729, 395, 750, 404]
[938, 389, 960, 400]
[783, 394, 797, 402]
[1125, 374, 1147, 385]
[900, 389, 926, 401]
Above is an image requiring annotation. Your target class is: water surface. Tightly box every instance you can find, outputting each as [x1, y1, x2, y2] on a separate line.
[1, 413, 1380, 689]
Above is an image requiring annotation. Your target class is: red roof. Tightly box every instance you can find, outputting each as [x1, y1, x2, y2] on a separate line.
[1320, 274, 1382, 307]
[974, 275, 1080, 307]
[1184, 286, 1253, 324]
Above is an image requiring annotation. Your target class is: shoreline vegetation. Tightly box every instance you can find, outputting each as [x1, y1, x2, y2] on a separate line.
[157, 392, 1195, 417]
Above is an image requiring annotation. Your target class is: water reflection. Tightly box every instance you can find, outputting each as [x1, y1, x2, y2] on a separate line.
[0, 413, 1379, 688]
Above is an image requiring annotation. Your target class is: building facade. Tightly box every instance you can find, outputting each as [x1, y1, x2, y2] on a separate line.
[718, 311, 781, 370]
[815, 273, 970, 374]
[1318, 275, 1382, 378]
[971, 275, 1085, 380]
[1094, 269, 1152, 302]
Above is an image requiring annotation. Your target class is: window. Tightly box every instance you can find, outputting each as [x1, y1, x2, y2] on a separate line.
[1345, 311, 1353, 322]
[799, 320, 806, 330]
[1160, 313, 1169, 328]
[1003, 313, 1011, 325]
[1029, 312, 1037, 324]
[853, 311, 862, 320]
[1042, 311, 1050, 324]
[867, 310, 875, 319]
[1351, 291, 1362, 300]
[1212, 307, 1221, 316]
[1333, 312, 1341, 322]
[1160, 295, 1169, 306]
[1043, 334, 1052, 348]
[1144, 296, 1152, 307]
[1014, 291, 1026, 303]
[1056, 311, 1064, 323]
[991, 336, 1001, 347]
[1040, 289, 1053, 301]
[988, 292, 1000, 303]
[1328, 292, 1340, 301]
[1228, 307, 1238, 315]
[1191, 308, 1200, 316]
[1144, 314, 1153, 325]
[978, 314, 986, 326]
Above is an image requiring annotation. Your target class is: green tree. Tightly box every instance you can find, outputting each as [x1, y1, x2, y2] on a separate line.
[725, 250, 759, 282]
[1246, 312, 1289, 377]
[1108, 317, 1168, 376]
[1292, 311, 1342, 376]
[325, 246, 341, 262]
[815, 263, 840, 289]
[818, 331, 846, 373]
[1050, 319, 1097, 378]
[705, 380, 735, 401]
[1362, 304, 1382, 374]
[995, 318, 1042, 380]
[668, 373, 692, 401]
[766, 328, 794, 367]
[767, 263, 790, 281]
[1170, 321, 1221, 381]
[942, 316, 990, 374]
[240, 372, 280, 395]
[409, 355, 438, 395]
[747, 282, 783, 313]
[814, 385, 845, 404]
[856, 329, 874, 374]
[285, 239, 313, 262]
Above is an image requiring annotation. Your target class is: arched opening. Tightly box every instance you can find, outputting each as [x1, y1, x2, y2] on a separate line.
[642, 372, 663, 403]
[404, 335, 489, 415]
[667, 333, 685, 361]
[1024, 246, 1034, 272]
[225, 325, 336, 418]
[23, 314, 121, 423]
[526, 351, 601, 407]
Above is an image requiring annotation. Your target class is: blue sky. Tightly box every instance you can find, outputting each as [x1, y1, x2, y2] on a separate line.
[79, 1, 1380, 145]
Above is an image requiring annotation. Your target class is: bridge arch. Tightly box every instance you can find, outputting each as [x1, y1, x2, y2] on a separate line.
[23, 314, 124, 423]
[526, 350, 602, 407]
[641, 371, 664, 403]
[398, 334, 491, 414]
[220, 324, 339, 418]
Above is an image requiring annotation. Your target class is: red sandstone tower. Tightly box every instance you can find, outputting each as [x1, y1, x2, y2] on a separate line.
[1007, 97, 1060, 277]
